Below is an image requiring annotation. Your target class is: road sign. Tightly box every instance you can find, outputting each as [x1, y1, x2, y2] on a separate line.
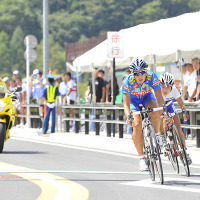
[24, 35, 38, 48]
[107, 31, 123, 58]
[24, 49, 37, 63]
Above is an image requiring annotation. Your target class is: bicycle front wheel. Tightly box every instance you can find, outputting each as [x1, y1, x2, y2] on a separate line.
[165, 131, 179, 174]
[150, 126, 164, 184]
[143, 135, 155, 181]
[172, 125, 190, 177]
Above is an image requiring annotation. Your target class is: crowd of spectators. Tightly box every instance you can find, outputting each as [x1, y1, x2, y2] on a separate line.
[85, 68, 119, 103]
[1, 69, 77, 128]
[1, 58, 198, 128]
[176, 57, 200, 102]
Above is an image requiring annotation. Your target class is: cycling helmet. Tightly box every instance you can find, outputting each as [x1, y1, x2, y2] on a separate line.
[129, 57, 148, 72]
[159, 72, 174, 86]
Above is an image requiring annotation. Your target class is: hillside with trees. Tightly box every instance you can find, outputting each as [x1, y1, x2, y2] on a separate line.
[0, 0, 200, 77]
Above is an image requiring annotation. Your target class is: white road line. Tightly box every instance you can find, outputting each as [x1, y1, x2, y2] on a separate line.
[11, 136, 200, 170]
[122, 177, 200, 193]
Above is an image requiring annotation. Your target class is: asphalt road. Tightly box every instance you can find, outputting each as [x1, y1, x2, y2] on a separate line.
[0, 138, 200, 200]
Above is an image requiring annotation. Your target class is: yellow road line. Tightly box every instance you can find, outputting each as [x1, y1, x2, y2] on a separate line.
[0, 162, 89, 200]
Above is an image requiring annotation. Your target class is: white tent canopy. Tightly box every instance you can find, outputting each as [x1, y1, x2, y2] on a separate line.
[73, 11, 200, 72]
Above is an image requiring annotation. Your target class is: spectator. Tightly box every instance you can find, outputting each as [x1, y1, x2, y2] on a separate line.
[13, 70, 20, 81]
[87, 68, 105, 103]
[106, 67, 119, 103]
[29, 69, 46, 119]
[3, 77, 11, 92]
[66, 72, 77, 126]
[9, 79, 23, 126]
[98, 69, 108, 102]
[9, 79, 17, 94]
[59, 73, 68, 104]
[16, 78, 27, 126]
[181, 64, 190, 99]
[42, 74, 60, 134]
[85, 89, 91, 103]
[192, 57, 200, 100]
[184, 63, 197, 102]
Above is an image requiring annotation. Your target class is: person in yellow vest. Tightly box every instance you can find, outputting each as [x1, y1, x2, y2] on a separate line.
[42, 74, 60, 134]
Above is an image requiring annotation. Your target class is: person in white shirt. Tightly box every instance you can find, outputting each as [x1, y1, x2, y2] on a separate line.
[16, 78, 27, 127]
[159, 72, 192, 165]
[59, 73, 68, 104]
[184, 63, 197, 102]
[66, 72, 77, 125]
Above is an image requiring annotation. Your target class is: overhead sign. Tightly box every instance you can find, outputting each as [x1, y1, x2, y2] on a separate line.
[107, 31, 123, 58]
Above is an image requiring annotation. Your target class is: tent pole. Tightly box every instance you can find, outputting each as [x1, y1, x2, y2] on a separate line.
[76, 66, 80, 105]
[177, 50, 184, 100]
[91, 63, 96, 104]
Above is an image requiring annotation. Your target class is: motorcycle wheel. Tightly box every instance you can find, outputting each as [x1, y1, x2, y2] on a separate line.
[0, 123, 6, 153]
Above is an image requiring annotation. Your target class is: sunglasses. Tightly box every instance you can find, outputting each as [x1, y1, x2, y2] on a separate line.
[133, 70, 147, 76]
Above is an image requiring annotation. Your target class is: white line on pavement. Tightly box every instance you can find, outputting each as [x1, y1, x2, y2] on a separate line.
[11, 137, 200, 169]
[122, 177, 200, 193]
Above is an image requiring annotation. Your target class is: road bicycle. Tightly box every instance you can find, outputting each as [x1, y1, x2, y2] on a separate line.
[162, 108, 190, 177]
[131, 106, 164, 184]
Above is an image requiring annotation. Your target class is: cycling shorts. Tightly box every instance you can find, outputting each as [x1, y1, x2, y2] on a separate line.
[166, 101, 177, 114]
[130, 92, 156, 111]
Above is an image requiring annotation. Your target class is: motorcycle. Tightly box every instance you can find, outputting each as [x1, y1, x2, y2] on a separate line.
[0, 79, 22, 152]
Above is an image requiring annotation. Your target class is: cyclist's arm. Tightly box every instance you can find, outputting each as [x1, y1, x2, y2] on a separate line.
[123, 94, 131, 118]
[154, 89, 165, 107]
[176, 96, 186, 111]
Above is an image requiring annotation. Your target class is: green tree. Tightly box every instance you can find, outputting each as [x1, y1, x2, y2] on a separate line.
[133, 1, 167, 25]
[0, 32, 11, 76]
[188, 0, 200, 10]
[10, 27, 25, 76]
[33, 35, 66, 76]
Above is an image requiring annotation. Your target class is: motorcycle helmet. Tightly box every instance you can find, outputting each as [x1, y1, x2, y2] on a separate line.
[159, 72, 174, 87]
[129, 57, 148, 72]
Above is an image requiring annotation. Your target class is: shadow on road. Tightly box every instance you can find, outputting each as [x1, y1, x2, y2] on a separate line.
[2, 151, 47, 154]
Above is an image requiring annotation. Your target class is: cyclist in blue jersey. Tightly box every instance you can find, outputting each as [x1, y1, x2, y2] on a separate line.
[122, 57, 165, 171]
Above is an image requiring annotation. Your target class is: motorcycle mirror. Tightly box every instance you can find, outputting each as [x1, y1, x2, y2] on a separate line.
[14, 87, 22, 92]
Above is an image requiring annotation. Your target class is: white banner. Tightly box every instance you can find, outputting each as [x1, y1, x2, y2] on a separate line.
[107, 31, 123, 58]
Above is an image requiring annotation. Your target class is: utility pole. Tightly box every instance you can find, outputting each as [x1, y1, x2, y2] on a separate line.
[43, 0, 49, 78]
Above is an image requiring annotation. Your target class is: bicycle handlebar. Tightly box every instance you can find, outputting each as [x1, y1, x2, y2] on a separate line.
[131, 106, 163, 117]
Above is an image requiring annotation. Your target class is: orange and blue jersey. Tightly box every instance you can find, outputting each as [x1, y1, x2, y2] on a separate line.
[122, 70, 161, 111]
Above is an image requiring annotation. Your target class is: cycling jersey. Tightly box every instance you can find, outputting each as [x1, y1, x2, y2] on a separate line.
[122, 70, 161, 111]
[162, 85, 181, 114]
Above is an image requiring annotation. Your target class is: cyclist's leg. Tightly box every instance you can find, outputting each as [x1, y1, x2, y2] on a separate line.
[143, 93, 161, 134]
[130, 101, 144, 156]
[166, 101, 186, 147]
[173, 114, 186, 147]
[132, 114, 143, 156]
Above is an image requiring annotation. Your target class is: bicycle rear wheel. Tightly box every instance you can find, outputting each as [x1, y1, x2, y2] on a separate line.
[165, 131, 179, 174]
[150, 126, 164, 184]
[143, 135, 155, 181]
[172, 125, 190, 177]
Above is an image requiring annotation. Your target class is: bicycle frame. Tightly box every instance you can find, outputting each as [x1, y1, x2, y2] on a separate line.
[162, 110, 190, 176]
[131, 106, 164, 184]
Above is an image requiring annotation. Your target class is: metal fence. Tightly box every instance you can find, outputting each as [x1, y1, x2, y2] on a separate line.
[15, 102, 200, 147]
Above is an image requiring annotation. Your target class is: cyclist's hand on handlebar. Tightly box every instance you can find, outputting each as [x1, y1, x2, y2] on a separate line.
[127, 112, 134, 127]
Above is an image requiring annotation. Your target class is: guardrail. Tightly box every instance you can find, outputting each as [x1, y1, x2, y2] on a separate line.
[60, 103, 126, 138]
[15, 102, 200, 147]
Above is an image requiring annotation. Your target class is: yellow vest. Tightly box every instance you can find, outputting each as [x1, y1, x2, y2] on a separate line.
[46, 85, 57, 103]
